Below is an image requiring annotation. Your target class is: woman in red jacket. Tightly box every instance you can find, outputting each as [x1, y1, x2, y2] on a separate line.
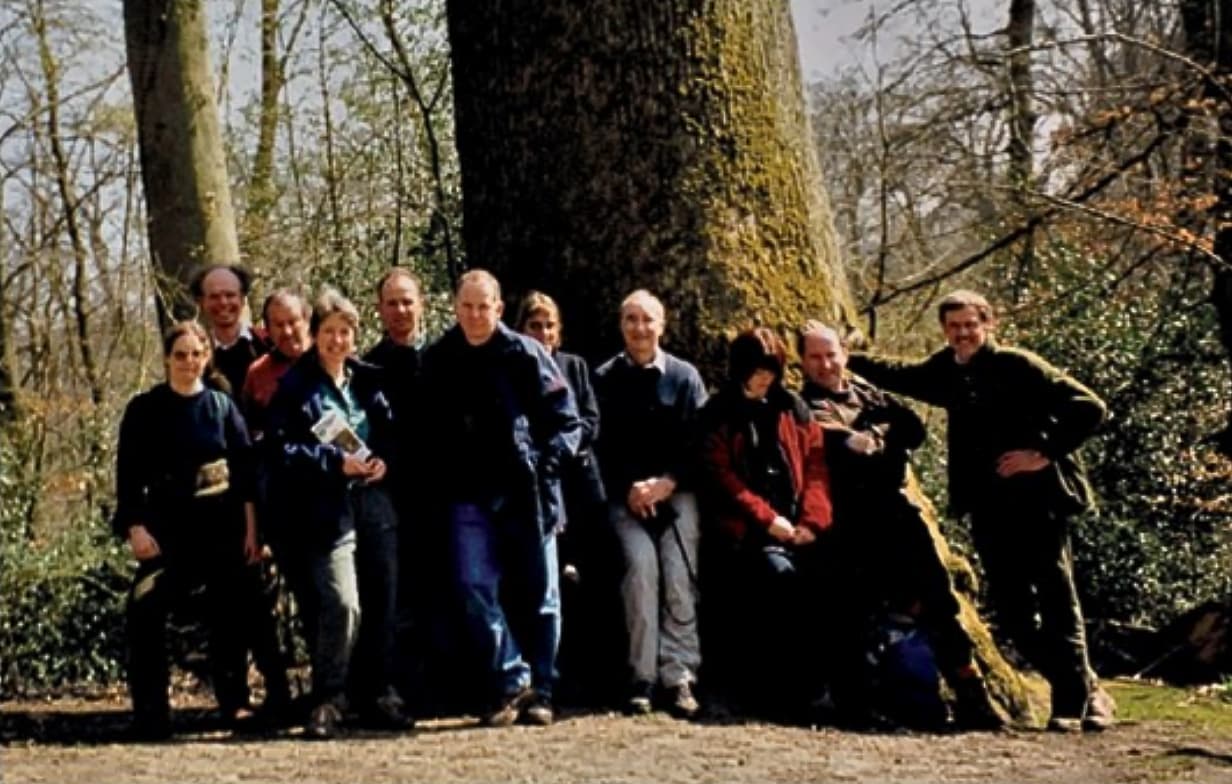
[698, 327, 831, 720]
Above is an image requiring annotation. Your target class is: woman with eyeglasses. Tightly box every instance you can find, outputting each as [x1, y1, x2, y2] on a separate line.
[112, 321, 263, 740]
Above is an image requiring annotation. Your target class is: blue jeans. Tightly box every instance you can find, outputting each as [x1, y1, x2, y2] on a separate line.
[450, 502, 560, 700]
[308, 483, 400, 707]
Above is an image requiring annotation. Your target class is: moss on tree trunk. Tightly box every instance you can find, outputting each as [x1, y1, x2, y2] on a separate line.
[446, 0, 849, 371]
[446, 0, 1033, 723]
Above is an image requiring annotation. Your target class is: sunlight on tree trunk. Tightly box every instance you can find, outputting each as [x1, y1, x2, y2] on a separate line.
[124, 0, 240, 322]
[446, 0, 850, 368]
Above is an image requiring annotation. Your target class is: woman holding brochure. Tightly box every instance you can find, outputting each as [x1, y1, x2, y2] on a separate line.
[266, 288, 410, 739]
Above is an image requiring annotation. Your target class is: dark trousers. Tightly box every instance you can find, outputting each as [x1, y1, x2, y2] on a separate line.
[971, 503, 1094, 716]
[821, 498, 976, 708]
[704, 540, 824, 715]
[125, 551, 248, 721]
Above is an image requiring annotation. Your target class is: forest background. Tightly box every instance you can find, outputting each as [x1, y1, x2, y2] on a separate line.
[1, 0, 1231, 696]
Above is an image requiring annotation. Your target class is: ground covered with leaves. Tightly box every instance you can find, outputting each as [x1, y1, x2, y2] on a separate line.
[3, 680, 1232, 783]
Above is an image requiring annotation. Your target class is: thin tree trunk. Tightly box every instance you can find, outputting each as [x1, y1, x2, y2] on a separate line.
[246, 0, 282, 247]
[0, 166, 16, 425]
[33, 0, 104, 408]
[124, 0, 241, 323]
[1006, 0, 1036, 301]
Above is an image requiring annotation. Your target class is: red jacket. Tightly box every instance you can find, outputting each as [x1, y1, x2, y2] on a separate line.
[700, 388, 832, 543]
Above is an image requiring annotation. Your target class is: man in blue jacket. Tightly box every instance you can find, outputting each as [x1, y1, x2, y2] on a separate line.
[420, 269, 582, 727]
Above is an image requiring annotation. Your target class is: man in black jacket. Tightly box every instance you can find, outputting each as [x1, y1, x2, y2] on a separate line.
[799, 322, 1003, 730]
[846, 290, 1114, 732]
[420, 270, 582, 727]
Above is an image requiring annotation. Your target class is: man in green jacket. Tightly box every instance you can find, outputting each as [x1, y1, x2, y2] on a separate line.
[846, 289, 1115, 732]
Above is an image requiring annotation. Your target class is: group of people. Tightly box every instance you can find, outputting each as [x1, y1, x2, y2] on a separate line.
[112, 263, 1117, 741]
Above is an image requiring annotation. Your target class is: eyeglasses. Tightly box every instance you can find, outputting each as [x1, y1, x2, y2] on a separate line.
[171, 350, 207, 361]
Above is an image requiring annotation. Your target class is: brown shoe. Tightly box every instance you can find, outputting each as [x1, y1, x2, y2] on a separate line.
[483, 685, 533, 728]
[669, 682, 700, 720]
[1082, 687, 1116, 732]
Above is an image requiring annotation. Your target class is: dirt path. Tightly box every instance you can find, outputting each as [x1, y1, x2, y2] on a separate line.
[5, 700, 1232, 784]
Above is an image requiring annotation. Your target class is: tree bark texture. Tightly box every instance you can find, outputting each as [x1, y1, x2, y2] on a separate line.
[124, 0, 240, 322]
[446, 0, 850, 370]
[1005, 0, 1036, 300]
[446, 0, 1031, 722]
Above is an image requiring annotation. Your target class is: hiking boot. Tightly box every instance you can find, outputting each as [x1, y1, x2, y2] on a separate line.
[1082, 687, 1116, 732]
[306, 702, 343, 740]
[1047, 715, 1083, 733]
[625, 681, 654, 716]
[520, 693, 554, 726]
[484, 685, 533, 728]
[669, 682, 700, 720]
[951, 675, 1008, 732]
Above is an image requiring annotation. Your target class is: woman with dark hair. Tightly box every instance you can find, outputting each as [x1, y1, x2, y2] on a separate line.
[112, 321, 263, 740]
[265, 288, 409, 739]
[515, 291, 616, 709]
[697, 327, 832, 720]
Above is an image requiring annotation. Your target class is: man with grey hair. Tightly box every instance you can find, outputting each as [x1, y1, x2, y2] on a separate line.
[844, 290, 1114, 733]
[594, 289, 708, 719]
[798, 320, 1004, 730]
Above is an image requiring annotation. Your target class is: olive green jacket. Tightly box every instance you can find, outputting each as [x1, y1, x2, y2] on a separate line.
[847, 339, 1106, 517]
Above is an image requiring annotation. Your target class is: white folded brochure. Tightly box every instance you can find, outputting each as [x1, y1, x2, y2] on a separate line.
[311, 409, 372, 461]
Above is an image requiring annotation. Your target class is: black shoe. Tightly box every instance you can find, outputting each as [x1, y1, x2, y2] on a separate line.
[668, 682, 700, 720]
[360, 693, 415, 731]
[520, 693, 554, 726]
[484, 685, 533, 727]
[129, 715, 173, 742]
[625, 681, 654, 716]
[306, 702, 343, 740]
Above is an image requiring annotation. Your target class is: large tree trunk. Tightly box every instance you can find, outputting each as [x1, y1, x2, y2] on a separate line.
[124, 0, 240, 323]
[445, 0, 1032, 722]
[446, 0, 850, 371]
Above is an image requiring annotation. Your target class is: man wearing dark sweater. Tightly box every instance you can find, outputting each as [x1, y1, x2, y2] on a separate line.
[362, 268, 429, 705]
[845, 289, 1114, 732]
[594, 290, 708, 719]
